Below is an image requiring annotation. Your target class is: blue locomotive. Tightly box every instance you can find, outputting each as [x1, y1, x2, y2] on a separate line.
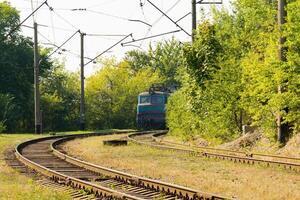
[136, 85, 170, 129]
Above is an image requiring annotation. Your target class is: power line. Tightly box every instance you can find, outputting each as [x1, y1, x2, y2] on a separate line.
[38, 30, 121, 61]
[36, 23, 75, 32]
[21, 24, 34, 29]
[86, 9, 128, 20]
[85, 34, 128, 37]
[176, 12, 191, 23]
[3, 0, 47, 40]
[50, 9, 56, 43]
[138, 0, 183, 48]
[151, 0, 182, 27]
[122, 44, 143, 49]
[196, 0, 223, 4]
[146, 0, 190, 37]
[128, 19, 152, 27]
[45, 3, 79, 30]
[70, 9, 151, 27]
[121, 29, 181, 46]
[41, 42, 95, 61]
[85, 33, 132, 66]
[44, 29, 79, 60]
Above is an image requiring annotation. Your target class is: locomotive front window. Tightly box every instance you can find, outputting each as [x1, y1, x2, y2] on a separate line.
[140, 96, 150, 104]
[151, 96, 163, 104]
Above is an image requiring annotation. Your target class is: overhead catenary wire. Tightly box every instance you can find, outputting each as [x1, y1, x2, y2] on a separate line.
[21, 24, 34, 29]
[85, 33, 133, 66]
[38, 30, 123, 62]
[44, 29, 79, 60]
[151, 0, 182, 27]
[45, 3, 79, 30]
[176, 12, 191, 23]
[121, 29, 181, 46]
[128, 19, 151, 27]
[122, 44, 143, 49]
[197, 0, 223, 4]
[146, 0, 191, 37]
[3, 0, 47, 40]
[50, 9, 56, 43]
[36, 23, 76, 32]
[70, 9, 151, 27]
[138, 0, 183, 48]
[85, 34, 128, 37]
[41, 42, 94, 61]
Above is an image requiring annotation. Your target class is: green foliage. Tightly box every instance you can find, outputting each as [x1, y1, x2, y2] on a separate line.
[0, 93, 15, 132]
[284, 0, 300, 131]
[86, 59, 160, 129]
[0, 1, 19, 40]
[167, 21, 242, 143]
[40, 64, 80, 131]
[167, 0, 300, 142]
[0, 2, 53, 132]
[183, 22, 222, 86]
[125, 38, 184, 86]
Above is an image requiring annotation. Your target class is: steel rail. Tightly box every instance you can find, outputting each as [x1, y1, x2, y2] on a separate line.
[128, 132, 300, 172]
[15, 131, 232, 200]
[151, 132, 300, 163]
[15, 132, 142, 200]
[154, 135, 300, 162]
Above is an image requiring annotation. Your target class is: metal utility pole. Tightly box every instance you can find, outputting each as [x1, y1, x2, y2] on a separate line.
[277, 0, 287, 142]
[192, 0, 197, 42]
[34, 22, 42, 134]
[80, 31, 86, 130]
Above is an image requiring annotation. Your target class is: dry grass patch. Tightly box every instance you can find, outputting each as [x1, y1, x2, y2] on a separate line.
[0, 134, 71, 200]
[63, 135, 300, 200]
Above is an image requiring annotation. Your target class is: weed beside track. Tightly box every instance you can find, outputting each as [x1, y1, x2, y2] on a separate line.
[63, 134, 300, 200]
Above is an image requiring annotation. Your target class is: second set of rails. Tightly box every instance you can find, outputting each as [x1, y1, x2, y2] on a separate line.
[128, 131, 300, 172]
[13, 130, 300, 200]
[14, 131, 231, 200]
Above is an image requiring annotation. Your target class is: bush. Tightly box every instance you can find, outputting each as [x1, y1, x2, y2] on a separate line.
[0, 121, 6, 133]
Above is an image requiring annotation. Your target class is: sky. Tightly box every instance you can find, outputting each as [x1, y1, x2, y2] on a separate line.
[4, 0, 231, 76]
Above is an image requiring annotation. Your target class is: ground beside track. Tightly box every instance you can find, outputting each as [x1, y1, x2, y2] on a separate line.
[0, 134, 71, 200]
[63, 134, 300, 200]
[0, 129, 132, 200]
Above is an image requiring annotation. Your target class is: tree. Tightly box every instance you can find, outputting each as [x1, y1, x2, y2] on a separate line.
[125, 38, 184, 86]
[40, 63, 80, 131]
[167, 21, 243, 143]
[167, 0, 300, 144]
[86, 59, 160, 129]
[0, 2, 53, 132]
[0, 94, 15, 132]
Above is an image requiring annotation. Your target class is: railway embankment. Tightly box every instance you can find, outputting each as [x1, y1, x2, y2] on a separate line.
[62, 133, 300, 200]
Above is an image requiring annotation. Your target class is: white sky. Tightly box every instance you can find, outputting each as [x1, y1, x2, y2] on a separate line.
[4, 0, 231, 76]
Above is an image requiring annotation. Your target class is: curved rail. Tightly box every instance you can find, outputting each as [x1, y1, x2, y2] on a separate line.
[16, 133, 142, 199]
[128, 132, 300, 172]
[15, 131, 233, 200]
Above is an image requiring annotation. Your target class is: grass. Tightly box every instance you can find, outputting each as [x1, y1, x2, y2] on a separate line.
[0, 134, 71, 200]
[0, 129, 132, 200]
[63, 134, 300, 200]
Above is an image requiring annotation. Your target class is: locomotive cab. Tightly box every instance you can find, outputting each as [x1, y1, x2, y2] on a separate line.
[137, 89, 169, 129]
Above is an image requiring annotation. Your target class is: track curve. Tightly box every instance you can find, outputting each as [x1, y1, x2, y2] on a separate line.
[15, 132, 232, 200]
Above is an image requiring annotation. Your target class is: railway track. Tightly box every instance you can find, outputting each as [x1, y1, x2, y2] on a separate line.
[128, 131, 300, 173]
[14, 131, 232, 200]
